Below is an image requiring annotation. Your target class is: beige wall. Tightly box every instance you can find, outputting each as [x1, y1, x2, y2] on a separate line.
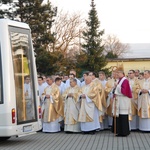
[106, 59, 150, 75]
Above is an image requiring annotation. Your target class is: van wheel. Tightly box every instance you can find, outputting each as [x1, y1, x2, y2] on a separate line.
[0, 137, 11, 141]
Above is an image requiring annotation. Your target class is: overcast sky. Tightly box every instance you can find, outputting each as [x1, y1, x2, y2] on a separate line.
[1, 0, 149, 58]
[48, 0, 150, 58]
[49, 0, 150, 44]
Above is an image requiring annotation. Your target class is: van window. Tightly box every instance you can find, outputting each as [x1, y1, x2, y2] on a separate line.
[10, 31, 37, 124]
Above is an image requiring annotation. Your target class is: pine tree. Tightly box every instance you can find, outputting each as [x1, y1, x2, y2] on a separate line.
[106, 51, 118, 58]
[0, 0, 15, 19]
[79, 0, 107, 73]
[0, 0, 57, 75]
[16, 0, 57, 74]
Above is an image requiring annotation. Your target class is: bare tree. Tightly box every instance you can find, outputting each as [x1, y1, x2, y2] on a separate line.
[103, 34, 130, 58]
[51, 10, 85, 57]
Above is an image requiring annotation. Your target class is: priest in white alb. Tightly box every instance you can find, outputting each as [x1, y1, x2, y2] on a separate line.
[62, 78, 81, 133]
[105, 67, 118, 127]
[135, 70, 150, 131]
[78, 76, 101, 134]
[42, 76, 64, 133]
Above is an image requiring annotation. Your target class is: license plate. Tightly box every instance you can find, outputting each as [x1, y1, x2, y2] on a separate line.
[23, 125, 32, 132]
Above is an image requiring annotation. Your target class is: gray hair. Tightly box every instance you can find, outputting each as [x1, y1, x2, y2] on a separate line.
[47, 75, 55, 82]
[70, 78, 77, 83]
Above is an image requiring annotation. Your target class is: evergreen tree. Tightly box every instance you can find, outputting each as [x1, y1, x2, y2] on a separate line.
[0, 0, 15, 19]
[79, 0, 107, 73]
[16, 0, 57, 74]
[0, 0, 57, 75]
[106, 51, 118, 58]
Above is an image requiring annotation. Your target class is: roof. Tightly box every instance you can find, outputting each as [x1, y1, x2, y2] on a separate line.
[107, 57, 150, 62]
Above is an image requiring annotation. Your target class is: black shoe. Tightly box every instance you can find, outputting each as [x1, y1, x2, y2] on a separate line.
[37, 129, 42, 132]
[65, 131, 73, 134]
[131, 129, 139, 132]
[115, 134, 122, 137]
[89, 131, 95, 135]
[82, 131, 90, 134]
[116, 134, 128, 137]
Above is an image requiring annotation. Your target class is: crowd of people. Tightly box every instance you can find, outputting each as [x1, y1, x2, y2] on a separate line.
[27, 67, 150, 137]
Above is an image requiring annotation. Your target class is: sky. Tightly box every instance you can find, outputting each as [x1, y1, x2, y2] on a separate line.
[49, 0, 150, 44]
[1, 0, 149, 57]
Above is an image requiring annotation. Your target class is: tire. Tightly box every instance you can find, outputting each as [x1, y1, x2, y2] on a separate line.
[0, 137, 11, 141]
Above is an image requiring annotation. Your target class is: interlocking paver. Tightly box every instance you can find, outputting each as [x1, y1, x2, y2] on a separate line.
[0, 130, 150, 150]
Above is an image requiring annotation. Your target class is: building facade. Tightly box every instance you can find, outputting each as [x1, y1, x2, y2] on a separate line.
[106, 58, 150, 75]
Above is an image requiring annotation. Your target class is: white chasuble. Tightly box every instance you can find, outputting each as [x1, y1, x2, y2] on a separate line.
[138, 78, 150, 118]
[78, 84, 100, 131]
[64, 87, 79, 124]
[78, 84, 94, 122]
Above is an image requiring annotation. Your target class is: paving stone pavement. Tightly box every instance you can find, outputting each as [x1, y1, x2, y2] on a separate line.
[0, 130, 150, 150]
